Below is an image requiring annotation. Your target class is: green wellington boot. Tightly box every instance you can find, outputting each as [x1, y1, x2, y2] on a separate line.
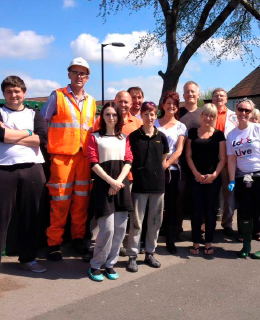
[238, 218, 253, 259]
[251, 251, 260, 259]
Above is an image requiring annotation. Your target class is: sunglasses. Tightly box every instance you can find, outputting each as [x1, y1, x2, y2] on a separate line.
[237, 107, 252, 114]
[142, 101, 156, 107]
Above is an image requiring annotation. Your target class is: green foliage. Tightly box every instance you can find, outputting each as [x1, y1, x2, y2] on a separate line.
[94, 1, 260, 65]
[200, 88, 215, 100]
[92, 1, 260, 94]
[198, 88, 216, 107]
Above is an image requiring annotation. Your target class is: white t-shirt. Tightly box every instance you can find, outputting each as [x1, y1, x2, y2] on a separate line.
[155, 119, 187, 170]
[0, 106, 44, 165]
[226, 122, 260, 173]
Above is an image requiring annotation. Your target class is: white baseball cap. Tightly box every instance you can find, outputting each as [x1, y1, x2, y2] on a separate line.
[67, 57, 90, 75]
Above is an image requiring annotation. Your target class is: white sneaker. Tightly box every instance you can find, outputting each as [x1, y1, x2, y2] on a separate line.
[20, 260, 47, 273]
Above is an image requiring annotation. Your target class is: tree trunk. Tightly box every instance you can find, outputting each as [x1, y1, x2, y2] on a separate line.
[159, 0, 240, 99]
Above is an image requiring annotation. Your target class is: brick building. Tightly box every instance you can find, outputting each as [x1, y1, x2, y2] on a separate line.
[227, 65, 260, 110]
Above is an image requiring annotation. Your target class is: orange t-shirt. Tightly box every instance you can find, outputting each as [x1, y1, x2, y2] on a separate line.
[215, 106, 227, 133]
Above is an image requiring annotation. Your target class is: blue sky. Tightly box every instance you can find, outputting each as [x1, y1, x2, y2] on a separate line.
[0, 0, 259, 104]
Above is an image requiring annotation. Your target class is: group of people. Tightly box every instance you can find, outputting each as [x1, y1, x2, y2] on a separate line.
[0, 57, 260, 281]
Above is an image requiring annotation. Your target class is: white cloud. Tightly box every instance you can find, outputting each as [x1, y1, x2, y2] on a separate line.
[105, 76, 163, 103]
[70, 32, 164, 68]
[182, 60, 201, 78]
[0, 72, 61, 98]
[63, 0, 76, 8]
[198, 38, 240, 62]
[0, 28, 55, 59]
[24, 77, 61, 97]
[105, 76, 187, 104]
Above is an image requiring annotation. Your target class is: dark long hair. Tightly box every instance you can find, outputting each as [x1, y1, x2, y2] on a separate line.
[159, 91, 180, 119]
[99, 102, 124, 139]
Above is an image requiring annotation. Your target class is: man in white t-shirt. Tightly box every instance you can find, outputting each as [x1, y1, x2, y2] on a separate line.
[0, 76, 47, 272]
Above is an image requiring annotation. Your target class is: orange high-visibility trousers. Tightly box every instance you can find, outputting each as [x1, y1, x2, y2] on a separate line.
[46, 151, 92, 246]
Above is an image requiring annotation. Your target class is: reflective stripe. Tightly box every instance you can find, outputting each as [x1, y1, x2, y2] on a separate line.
[47, 182, 74, 189]
[64, 95, 79, 124]
[74, 180, 91, 185]
[86, 95, 92, 119]
[52, 194, 71, 201]
[49, 123, 80, 128]
[74, 191, 90, 196]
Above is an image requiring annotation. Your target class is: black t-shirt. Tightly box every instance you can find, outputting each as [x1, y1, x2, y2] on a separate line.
[188, 128, 225, 175]
[129, 126, 169, 193]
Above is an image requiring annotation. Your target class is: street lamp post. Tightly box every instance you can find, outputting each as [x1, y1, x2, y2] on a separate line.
[101, 42, 125, 106]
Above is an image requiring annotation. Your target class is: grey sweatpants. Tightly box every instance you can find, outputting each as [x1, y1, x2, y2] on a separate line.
[127, 193, 164, 256]
[90, 212, 128, 269]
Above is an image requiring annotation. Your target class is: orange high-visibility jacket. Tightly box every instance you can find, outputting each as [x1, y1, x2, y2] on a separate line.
[47, 87, 96, 156]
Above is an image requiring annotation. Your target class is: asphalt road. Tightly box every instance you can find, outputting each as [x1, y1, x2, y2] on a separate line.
[1, 219, 260, 320]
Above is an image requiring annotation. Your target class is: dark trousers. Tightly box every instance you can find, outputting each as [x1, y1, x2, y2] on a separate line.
[191, 175, 221, 244]
[164, 170, 179, 243]
[0, 163, 46, 264]
[176, 169, 193, 232]
[235, 176, 260, 221]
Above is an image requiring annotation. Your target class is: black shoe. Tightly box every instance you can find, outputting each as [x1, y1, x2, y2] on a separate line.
[71, 238, 88, 254]
[224, 227, 234, 236]
[47, 245, 62, 261]
[166, 242, 177, 255]
[139, 247, 145, 254]
[82, 250, 93, 262]
[127, 256, 138, 272]
[119, 247, 127, 257]
[144, 254, 161, 268]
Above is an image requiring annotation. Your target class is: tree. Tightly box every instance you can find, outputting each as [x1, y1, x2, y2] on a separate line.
[198, 88, 215, 107]
[94, 0, 260, 96]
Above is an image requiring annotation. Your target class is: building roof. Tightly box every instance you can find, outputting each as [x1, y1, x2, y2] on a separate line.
[25, 97, 110, 107]
[26, 97, 48, 102]
[228, 65, 260, 98]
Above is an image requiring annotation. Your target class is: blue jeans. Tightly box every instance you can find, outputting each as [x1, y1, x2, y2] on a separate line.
[191, 175, 221, 244]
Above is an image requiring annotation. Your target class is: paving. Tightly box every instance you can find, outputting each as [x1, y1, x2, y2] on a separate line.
[0, 217, 260, 320]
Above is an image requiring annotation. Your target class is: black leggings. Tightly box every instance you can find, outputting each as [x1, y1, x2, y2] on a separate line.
[0, 163, 46, 264]
[235, 176, 260, 221]
[164, 170, 179, 242]
[191, 175, 221, 244]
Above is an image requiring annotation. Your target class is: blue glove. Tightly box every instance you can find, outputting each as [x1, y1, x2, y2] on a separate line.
[228, 180, 235, 192]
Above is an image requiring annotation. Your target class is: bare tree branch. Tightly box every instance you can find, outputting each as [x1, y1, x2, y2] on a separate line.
[240, 0, 260, 20]
[94, 0, 260, 95]
[195, 0, 217, 34]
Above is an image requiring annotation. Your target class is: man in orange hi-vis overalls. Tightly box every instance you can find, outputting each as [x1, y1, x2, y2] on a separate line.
[41, 57, 96, 261]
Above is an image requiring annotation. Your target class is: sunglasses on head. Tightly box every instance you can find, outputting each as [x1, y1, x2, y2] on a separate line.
[142, 101, 156, 107]
[237, 107, 252, 114]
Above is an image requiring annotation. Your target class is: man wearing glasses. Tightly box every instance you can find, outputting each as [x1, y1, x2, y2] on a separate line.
[212, 88, 237, 236]
[41, 57, 96, 261]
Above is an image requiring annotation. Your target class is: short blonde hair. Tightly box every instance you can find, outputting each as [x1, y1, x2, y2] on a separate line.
[201, 103, 218, 127]
[236, 98, 255, 110]
[183, 81, 199, 91]
[250, 108, 260, 122]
